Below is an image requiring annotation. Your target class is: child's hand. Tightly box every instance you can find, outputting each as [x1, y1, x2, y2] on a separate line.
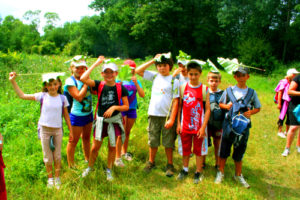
[131, 76, 138, 85]
[197, 127, 206, 139]
[277, 104, 282, 110]
[9, 72, 17, 81]
[226, 102, 233, 110]
[154, 54, 162, 60]
[176, 124, 181, 135]
[244, 108, 251, 119]
[95, 55, 105, 66]
[172, 68, 182, 77]
[164, 119, 174, 129]
[103, 106, 115, 118]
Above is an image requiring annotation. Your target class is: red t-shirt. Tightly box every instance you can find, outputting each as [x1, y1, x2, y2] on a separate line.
[181, 83, 204, 134]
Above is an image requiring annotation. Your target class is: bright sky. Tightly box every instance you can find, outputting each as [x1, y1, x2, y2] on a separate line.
[0, 0, 99, 33]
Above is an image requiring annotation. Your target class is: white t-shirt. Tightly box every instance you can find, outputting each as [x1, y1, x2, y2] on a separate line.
[143, 71, 180, 116]
[35, 92, 69, 128]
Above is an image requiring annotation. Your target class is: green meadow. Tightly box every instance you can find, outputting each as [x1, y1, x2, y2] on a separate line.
[0, 54, 299, 199]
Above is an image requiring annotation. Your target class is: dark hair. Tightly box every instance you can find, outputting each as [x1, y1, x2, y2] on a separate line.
[155, 56, 174, 71]
[187, 63, 202, 73]
[42, 77, 62, 94]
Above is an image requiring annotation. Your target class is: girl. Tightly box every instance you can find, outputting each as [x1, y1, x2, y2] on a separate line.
[80, 56, 129, 181]
[115, 60, 145, 167]
[0, 132, 7, 200]
[9, 72, 72, 189]
[64, 56, 93, 167]
[275, 68, 299, 138]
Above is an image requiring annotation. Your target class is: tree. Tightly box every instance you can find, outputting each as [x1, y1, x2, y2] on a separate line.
[43, 12, 60, 32]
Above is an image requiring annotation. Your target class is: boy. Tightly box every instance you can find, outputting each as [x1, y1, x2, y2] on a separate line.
[207, 71, 224, 169]
[80, 56, 129, 181]
[176, 60, 210, 184]
[215, 66, 261, 188]
[135, 53, 179, 177]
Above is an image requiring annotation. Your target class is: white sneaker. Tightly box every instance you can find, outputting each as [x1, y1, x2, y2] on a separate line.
[82, 167, 93, 177]
[214, 171, 224, 184]
[123, 153, 133, 161]
[55, 177, 61, 189]
[297, 146, 300, 153]
[47, 178, 54, 189]
[282, 148, 290, 157]
[106, 169, 113, 181]
[114, 158, 125, 167]
[233, 174, 250, 188]
[277, 132, 287, 138]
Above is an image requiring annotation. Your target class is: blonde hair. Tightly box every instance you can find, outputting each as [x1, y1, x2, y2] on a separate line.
[207, 71, 222, 81]
[285, 74, 295, 82]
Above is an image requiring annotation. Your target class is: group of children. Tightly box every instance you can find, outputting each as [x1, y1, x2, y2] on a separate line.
[5, 52, 262, 192]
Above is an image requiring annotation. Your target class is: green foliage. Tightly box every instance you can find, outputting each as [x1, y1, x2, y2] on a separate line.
[62, 40, 81, 56]
[39, 41, 60, 55]
[117, 64, 132, 81]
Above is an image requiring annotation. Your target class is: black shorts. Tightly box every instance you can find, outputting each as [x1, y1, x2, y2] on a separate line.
[219, 129, 250, 162]
[288, 103, 300, 126]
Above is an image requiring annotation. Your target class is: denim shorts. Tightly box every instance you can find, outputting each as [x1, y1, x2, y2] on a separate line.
[121, 109, 137, 118]
[70, 113, 93, 127]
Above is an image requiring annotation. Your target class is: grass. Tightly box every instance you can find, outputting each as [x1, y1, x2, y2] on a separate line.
[0, 54, 299, 199]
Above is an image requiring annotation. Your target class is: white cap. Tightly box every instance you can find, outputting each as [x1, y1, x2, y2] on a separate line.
[71, 60, 88, 68]
[42, 72, 65, 82]
[287, 68, 300, 76]
[177, 59, 188, 66]
[102, 63, 118, 72]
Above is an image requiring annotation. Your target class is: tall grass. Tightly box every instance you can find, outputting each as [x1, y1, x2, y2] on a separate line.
[0, 54, 299, 199]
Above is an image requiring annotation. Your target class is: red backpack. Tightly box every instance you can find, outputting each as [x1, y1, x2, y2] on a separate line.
[94, 81, 122, 118]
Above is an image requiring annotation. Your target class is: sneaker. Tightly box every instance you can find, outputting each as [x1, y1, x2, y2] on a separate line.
[82, 167, 93, 177]
[165, 164, 175, 177]
[177, 169, 188, 180]
[278, 132, 287, 138]
[194, 172, 204, 184]
[114, 158, 125, 167]
[106, 169, 113, 181]
[233, 174, 250, 188]
[282, 148, 290, 157]
[297, 146, 300, 153]
[47, 178, 54, 188]
[144, 161, 155, 173]
[214, 171, 224, 184]
[123, 152, 133, 161]
[55, 177, 61, 189]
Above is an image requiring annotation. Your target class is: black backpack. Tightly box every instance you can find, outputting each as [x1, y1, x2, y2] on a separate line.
[63, 76, 78, 113]
[208, 90, 224, 130]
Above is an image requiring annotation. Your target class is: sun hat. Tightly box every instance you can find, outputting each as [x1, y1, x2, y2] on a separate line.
[177, 59, 188, 66]
[187, 59, 206, 69]
[42, 72, 65, 83]
[102, 63, 118, 72]
[287, 68, 300, 76]
[123, 60, 136, 69]
[65, 55, 88, 68]
[233, 66, 249, 75]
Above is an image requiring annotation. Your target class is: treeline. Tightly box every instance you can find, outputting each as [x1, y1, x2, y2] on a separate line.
[0, 0, 300, 71]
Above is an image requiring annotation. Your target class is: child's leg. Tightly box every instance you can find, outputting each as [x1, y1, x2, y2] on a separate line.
[286, 126, 299, 148]
[107, 141, 116, 169]
[116, 136, 122, 159]
[297, 129, 300, 147]
[213, 137, 221, 166]
[219, 158, 227, 173]
[149, 147, 158, 163]
[122, 117, 136, 155]
[195, 156, 204, 173]
[234, 161, 242, 176]
[40, 127, 54, 178]
[53, 128, 63, 178]
[165, 148, 173, 165]
[66, 126, 82, 167]
[88, 139, 103, 167]
[81, 122, 92, 161]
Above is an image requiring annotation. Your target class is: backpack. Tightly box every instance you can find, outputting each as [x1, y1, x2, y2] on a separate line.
[63, 76, 78, 113]
[94, 81, 122, 119]
[222, 87, 254, 145]
[208, 90, 225, 130]
[38, 93, 65, 151]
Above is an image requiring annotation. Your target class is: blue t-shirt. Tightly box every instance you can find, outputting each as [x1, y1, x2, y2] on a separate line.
[64, 77, 93, 116]
[118, 80, 142, 109]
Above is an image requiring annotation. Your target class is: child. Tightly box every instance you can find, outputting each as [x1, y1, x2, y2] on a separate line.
[207, 71, 224, 169]
[215, 66, 261, 188]
[115, 60, 145, 167]
[64, 56, 93, 167]
[282, 73, 300, 156]
[176, 60, 210, 184]
[135, 53, 179, 177]
[9, 72, 72, 189]
[275, 68, 299, 138]
[80, 56, 129, 181]
[0, 133, 7, 200]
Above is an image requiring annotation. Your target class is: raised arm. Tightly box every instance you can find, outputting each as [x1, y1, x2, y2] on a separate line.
[135, 54, 161, 77]
[9, 72, 35, 101]
[288, 81, 300, 96]
[132, 77, 145, 98]
[68, 84, 88, 102]
[80, 56, 105, 87]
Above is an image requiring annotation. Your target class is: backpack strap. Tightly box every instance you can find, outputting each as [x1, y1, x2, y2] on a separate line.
[59, 94, 65, 115]
[70, 76, 78, 88]
[243, 88, 254, 106]
[40, 93, 46, 112]
[226, 87, 237, 104]
[180, 82, 188, 99]
[202, 84, 207, 102]
[116, 82, 122, 105]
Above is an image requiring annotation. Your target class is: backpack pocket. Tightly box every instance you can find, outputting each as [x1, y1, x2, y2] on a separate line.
[231, 114, 250, 135]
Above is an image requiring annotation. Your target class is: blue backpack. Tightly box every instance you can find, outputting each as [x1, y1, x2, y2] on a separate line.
[222, 87, 254, 145]
[63, 76, 78, 113]
[208, 90, 224, 130]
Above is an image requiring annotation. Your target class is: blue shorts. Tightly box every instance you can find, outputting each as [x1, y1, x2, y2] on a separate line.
[70, 113, 93, 127]
[121, 109, 137, 119]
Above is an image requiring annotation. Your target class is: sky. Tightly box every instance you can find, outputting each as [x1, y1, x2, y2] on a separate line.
[0, 0, 99, 33]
